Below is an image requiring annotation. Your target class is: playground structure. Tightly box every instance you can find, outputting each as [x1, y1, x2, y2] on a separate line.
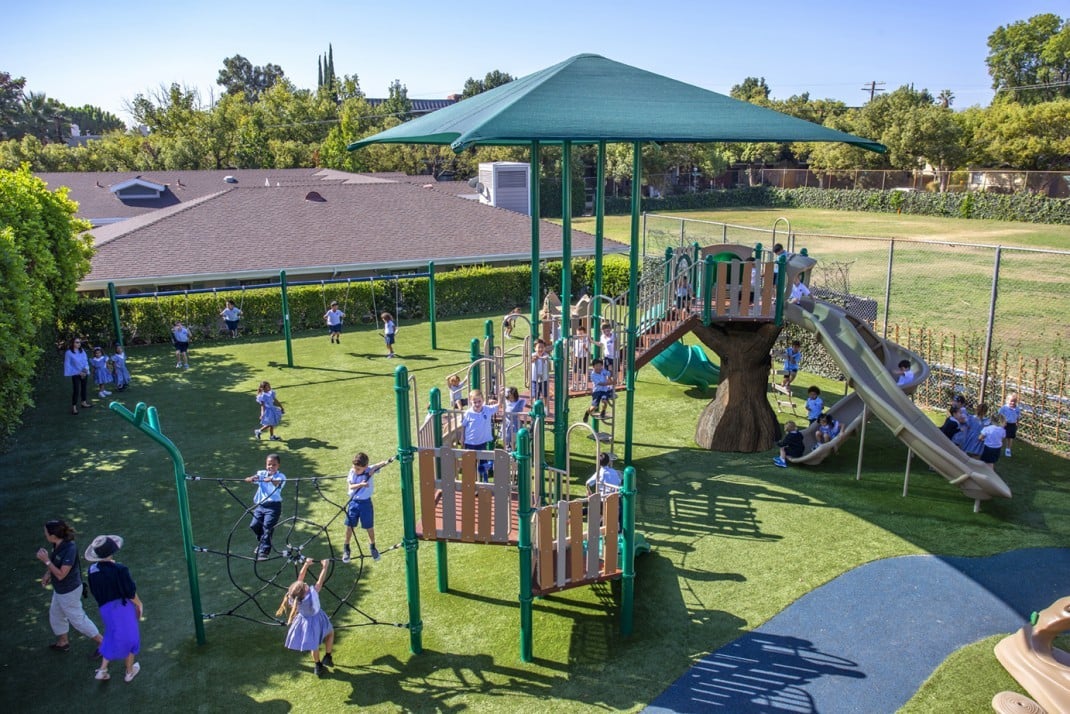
[994, 596, 1070, 714]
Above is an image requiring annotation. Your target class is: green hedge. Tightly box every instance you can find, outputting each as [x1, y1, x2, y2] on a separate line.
[55, 256, 635, 347]
[603, 186, 1070, 225]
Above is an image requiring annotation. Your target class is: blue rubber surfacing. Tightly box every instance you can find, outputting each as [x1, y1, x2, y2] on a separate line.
[645, 547, 1070, 713]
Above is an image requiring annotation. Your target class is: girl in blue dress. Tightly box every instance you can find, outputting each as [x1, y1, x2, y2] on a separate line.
[254, 381, 284, 441]
[90, 347, 113, 399]
[277, 558, 335, 677]
[112, 344, 131, 391]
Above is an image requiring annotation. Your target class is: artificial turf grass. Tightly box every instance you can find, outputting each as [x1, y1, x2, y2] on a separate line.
[3, 312, 1066, 713]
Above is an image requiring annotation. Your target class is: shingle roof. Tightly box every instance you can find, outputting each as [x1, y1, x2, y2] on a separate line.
[81, 178, 620, 290]
[36, 169, 362, 225]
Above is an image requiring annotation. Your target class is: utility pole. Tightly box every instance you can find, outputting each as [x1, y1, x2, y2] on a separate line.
[861, 81, 886, 102]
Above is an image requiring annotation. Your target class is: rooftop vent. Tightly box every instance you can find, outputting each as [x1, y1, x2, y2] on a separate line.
[224, 175, 238, 183]
[305, 191, 326, 202]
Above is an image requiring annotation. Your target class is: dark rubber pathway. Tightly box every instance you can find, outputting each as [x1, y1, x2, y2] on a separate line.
[645, 547, 1070, 713]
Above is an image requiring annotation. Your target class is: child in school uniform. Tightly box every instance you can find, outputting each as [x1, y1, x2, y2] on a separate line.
[462, 389, 500, 482]
[815, 413, 841, 445]
[171, 321, 191, 369]
[112, 344, 131, 391]
[531, 339, 550, 401]
[896, 360, 913, 387]
[323, 301, 344, 344]
[342, 452, 391, 564]
[978, 414, 1007, 465]
[220, 300, 242, 338]
[447, 375, 467, 409]
[277, 558, 335, 677]
[90, 347, 113, 399]
[381, 312, 396, 358]
[501, 387, 526, 451]
[998, 393, 1021, 457]
[773, 422, 805, 468]
[599, 324, 616, 374]
[782, 341, 802, 389]
[571, 326, 590, 386]
[584, 358, 615, 421]
[805, 386, 823, 425]
[254, 381, 284, 441]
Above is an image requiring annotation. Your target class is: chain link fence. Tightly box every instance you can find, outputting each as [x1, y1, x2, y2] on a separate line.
[644, 213, 1070, 456]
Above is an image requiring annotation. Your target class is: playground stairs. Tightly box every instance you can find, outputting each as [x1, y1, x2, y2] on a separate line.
[635, 313, 700, 370]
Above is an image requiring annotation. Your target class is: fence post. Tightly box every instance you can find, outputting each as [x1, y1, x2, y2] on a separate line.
[280, 270, 293, 368]
[428, 261, 437, 350]
[979, 247, 1002, 406]
[516, 427, 533, 662]
[108, 282, 123, 348]
[882, 240, 894, 340]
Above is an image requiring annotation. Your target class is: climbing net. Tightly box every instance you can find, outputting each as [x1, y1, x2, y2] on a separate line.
[186, 469, 406, 630]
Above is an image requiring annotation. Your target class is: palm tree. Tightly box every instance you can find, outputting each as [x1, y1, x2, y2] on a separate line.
[21, 91, 68, 143]
[937, 89, 955, 109]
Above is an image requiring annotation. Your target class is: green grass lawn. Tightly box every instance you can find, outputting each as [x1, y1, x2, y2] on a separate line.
[3, 314, 1067, 712]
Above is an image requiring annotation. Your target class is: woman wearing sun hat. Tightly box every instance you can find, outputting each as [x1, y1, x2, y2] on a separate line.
[85, 535, 143, 682]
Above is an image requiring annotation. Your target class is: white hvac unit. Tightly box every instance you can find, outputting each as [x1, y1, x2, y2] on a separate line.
[477, 162, 530, 215]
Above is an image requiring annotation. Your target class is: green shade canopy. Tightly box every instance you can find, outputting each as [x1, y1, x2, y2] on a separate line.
[348, 53, 885, 153]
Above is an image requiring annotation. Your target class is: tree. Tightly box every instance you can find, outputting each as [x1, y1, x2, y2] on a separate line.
[970, 99, 1070, 179]
[987, 13, 1070, 103]
[62, 104, 125, 135]
[729, 76, 771, 104]
[0, 71, 26, 139]
[461, 70, 514, 99]
[20, 91, 67, 143]
[216, 54, 285, 102]
[0, 166, 94, 438]
[937, 89, 955, 108]
[378, 80, 412, 121]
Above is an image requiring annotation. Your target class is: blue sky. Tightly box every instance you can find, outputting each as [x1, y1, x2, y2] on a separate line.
[4, 1, 1065, 124]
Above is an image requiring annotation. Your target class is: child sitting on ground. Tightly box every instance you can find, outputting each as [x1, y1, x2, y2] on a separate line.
[277, 558, 335, 678]
[773, 422, 805, 468]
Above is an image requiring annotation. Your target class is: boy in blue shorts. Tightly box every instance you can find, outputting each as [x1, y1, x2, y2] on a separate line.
[324, 301, 344, 344]
[805, 386, 823, 424]
[781, 340, 801, 389]
[343, 452, 392, 563]
[584, 358, 615, 420]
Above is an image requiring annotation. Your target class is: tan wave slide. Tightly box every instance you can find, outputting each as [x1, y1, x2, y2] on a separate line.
[783, 300, 1011, 502]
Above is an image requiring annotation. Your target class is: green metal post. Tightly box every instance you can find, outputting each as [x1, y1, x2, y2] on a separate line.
[530, 141, 541, 332]
[560, 139, 572, 347]
[621, 465, 637, 636]
[469, 338, 481, 391]
[107, 282, 123, 348]
[429, 387, 448, 592]
[280, 270, 294, 368]
[593, 140, 606, 336]
[531, 400, 547, 505]
[428, 261, 437, 350]
[552, 339, 566, 475]
[703, 255, 715, 325]
[484, 319, 495, 393]
[775, 254, 787, 327]
[110, 402, 205, 644]
[625, 142, 642, 464]
[394, 366, 423, 654]
[754, 242, 763, 260]
[516, 428, 534, 662]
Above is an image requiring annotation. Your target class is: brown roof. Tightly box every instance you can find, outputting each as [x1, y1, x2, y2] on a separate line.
[36, 169, 388, 225]
[82, 178, 619, 290]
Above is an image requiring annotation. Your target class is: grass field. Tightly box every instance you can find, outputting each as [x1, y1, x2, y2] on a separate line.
[575, 208, 1070, 362]
[3, 312, 1067, 712]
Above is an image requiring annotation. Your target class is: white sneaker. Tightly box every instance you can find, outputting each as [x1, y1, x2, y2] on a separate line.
[1005, 449, 1011, 457]
[103, 390, 112, 397]
[176, 362, 182, 368]
[124, 662, 140, 682]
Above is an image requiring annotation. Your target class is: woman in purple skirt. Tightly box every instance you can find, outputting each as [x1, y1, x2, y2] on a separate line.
[85, 535, 143, 682]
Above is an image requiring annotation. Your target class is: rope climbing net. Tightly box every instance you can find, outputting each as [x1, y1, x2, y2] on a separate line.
[185, 470, 406, 631]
